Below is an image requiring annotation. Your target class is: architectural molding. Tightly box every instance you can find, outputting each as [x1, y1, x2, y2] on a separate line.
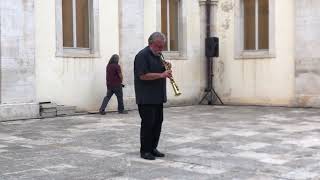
[199, 0, 218, 6]
[0, 103, 39, 121]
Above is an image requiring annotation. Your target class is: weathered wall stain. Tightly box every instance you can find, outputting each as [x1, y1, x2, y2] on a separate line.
[221, 18, 230, 30]
[215, 60, 225, 84]
[221, 1, 234, 13]
[223, 88, 232, 97]
[218, 0, 234, 39]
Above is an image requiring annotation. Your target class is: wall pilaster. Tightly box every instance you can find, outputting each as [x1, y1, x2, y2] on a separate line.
[0, 0, 39, 120]
[294, 0, 320, 107]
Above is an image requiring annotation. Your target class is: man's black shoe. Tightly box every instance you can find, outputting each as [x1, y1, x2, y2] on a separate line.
[140, 152, 155, 160]
[152, 149, 165, 157]
[99, 111, 106, 115]
[118, 110, 128, 114]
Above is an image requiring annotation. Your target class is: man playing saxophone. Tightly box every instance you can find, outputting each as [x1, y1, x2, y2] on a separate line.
[134, 32, 171, 160]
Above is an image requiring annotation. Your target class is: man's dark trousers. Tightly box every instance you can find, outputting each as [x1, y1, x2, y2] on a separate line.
[99, 86, 124, 112]
[138, 104, 163, 154]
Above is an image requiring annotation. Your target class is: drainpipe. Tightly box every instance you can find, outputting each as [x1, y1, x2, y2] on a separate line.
[205, 0, 213, 94]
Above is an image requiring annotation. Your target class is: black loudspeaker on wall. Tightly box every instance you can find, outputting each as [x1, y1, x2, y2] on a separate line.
[205, 37, 219, 57]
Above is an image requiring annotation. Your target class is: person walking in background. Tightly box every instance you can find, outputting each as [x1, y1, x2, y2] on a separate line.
[134, 32, 172, 160]
[99, 54, 128, 115]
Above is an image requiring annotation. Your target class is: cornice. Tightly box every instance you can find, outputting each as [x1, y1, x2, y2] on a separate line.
[199, 0, 218, 6]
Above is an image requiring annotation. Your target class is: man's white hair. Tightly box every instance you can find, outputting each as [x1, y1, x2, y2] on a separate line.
[148, 32, 166, 45]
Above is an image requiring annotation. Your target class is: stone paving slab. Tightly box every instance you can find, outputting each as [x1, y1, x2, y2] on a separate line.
[0, 105, 320, 179]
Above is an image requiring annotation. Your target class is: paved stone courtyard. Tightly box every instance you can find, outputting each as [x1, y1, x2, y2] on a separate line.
[0, 105, 320, 180]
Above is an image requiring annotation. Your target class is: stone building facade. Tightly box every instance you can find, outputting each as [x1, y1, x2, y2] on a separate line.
[1, 0, 320, 121]
[213, 0, 320, 107]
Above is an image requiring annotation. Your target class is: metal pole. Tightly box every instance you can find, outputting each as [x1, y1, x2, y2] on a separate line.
[206, 0, 213, 104]
[206, 0, 212, 89]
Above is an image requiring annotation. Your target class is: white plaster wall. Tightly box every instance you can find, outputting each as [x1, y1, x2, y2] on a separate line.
[214, 0, 295, 106]
[183, 0, 203, 103]
[35, 0, 119, 111]
[144, 0, 157, 43]
[119, 0, 144, 109]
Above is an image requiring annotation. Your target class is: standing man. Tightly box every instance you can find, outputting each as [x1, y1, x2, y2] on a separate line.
[134, 32, 172, 160]
[99, 54, 128, 115]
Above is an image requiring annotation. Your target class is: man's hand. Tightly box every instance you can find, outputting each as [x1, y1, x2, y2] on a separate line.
[163, 61, 172, 69]
[161, 70, 172, 78]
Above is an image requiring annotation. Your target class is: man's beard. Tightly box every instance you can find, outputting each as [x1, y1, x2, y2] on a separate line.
[151, 49, 161, 56]
[154, 52, 161, 56]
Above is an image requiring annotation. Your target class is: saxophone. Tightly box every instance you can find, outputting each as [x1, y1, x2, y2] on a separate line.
[160, 54, 182, 96]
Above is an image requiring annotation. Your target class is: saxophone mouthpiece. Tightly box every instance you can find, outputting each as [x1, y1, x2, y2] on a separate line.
[159, 53, 164, 60]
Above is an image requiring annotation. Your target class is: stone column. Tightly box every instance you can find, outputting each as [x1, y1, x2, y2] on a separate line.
[294, 0, 320, 107]
[0, 0, 39, 120]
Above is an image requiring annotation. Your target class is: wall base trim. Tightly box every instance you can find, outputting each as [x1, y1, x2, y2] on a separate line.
[0, 103, 39, 121]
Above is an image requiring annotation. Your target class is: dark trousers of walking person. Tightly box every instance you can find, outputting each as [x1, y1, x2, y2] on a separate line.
[138, 104, 163, 154]
[99, 86, 124, 112]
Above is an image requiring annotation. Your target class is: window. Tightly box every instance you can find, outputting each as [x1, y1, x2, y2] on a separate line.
[56, 0, 99, 57]
[161, 0, 179, 51]
[244, 0, 269, 50]
[235, 0, 275, 59]
[62, 0, 90, 48]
